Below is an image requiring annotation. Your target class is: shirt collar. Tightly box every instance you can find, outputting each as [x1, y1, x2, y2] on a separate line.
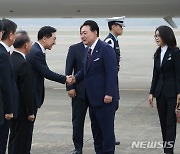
[89, 38, 99, 51]
[110, 32, 118, 41]
[36, 41, 46, 54]
[161, 45, 168, 52]
[0, 41, 11, 53]
[13, 50, 26, 59]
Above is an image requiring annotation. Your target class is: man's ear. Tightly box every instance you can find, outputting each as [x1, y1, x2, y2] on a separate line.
[111, 24, 116, 30]
[42, 36, 47, 42]
[95, 30, 97, 35]
[24, 42, 28, 49]
[9, 32, 15, 41]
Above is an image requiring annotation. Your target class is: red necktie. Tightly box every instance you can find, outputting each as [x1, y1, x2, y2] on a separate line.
[86, 48, 92, 67]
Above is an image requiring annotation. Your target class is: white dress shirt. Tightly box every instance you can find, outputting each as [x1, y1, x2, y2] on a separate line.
[89, 38, 99, 54]
[160, 45, 168, 65]
[36, 41, 46, 54]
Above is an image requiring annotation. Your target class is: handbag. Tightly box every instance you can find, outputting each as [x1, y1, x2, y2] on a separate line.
[175, 101, 180, 123]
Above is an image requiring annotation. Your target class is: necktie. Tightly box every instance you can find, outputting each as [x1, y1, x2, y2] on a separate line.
[86, 48, 92, 68]
[7, 51, 10, 56]
[43, 52, 46, 59]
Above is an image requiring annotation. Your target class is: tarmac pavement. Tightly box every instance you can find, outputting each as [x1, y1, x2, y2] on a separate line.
[31, 88, 180, 154]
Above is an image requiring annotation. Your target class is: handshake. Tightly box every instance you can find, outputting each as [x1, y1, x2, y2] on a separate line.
[66, 75, 76, 85]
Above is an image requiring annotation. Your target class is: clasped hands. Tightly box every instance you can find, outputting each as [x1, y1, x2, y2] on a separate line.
[5, 113, 13, 120]
[66, 75, 113, 103]
[66, 75, 76, 85]
[5, 113, 35, 122]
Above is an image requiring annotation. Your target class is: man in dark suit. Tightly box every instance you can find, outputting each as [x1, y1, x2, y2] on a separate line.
[0, 18, 18, 154]
[66, 41, 88, 154]
[8, 31, 35, 154]
[0, 79, 3, 125]
[73, 20, 119, 154]
[26, 26, 72, 152]
[0, 19, 4, 125]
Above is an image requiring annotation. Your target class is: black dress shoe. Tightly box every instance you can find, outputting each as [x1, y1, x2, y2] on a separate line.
[115, 141, 120, 145]
[70, 149, 82, 154]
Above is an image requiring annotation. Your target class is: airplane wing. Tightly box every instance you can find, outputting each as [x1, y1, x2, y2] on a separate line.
[0, 0, 180, 27]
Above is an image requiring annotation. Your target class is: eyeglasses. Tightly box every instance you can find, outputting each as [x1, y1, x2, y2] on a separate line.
[154, 34, 161, 38]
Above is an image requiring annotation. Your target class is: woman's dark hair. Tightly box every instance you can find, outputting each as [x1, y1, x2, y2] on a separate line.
[154, 25, 177, 58]
[155, 25, 176, 47]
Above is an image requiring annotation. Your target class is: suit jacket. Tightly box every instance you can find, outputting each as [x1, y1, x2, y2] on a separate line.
[0, 43, 18, 118]
[0, 80, 4, 124]
[10, 51, 34, 117]
[26, 42, 66, 108]
[150, 47, 180, 98]
[75, 39, 119, 107]
[65, 42, 85, 99]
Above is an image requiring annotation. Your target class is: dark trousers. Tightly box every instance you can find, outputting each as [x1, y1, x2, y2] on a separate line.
[156, 94, 177, 154]
[8, 117, 35, 154]
[8, 108, 37, 154]
[72, 98, 88, 150]
[0, 95, 4, 125]
[89, 104, 116, 154]
[0, 119, 10, 154]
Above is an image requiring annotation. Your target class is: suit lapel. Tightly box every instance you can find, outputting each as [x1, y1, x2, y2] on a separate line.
[154, 48, 161, 70]
[34, 42, 46, 59]
[85, 41, 100, 74]
[0, 44, 10, 57]
[88, 47, 99, 69]
[161, 48, 171, 68]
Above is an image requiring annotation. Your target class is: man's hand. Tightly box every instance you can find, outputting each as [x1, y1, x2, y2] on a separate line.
[68, 89, 76, 98]
[66, 75, 76, 85]
[5, 113, 13, 120]
[28, 114, 35, 122]
[104, 95, 112, 104]
[148, 94, 154, 107]
[176, 93, 180, 104]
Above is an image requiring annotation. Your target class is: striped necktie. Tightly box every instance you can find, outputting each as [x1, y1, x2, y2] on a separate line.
[86, 48, 92, 68]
